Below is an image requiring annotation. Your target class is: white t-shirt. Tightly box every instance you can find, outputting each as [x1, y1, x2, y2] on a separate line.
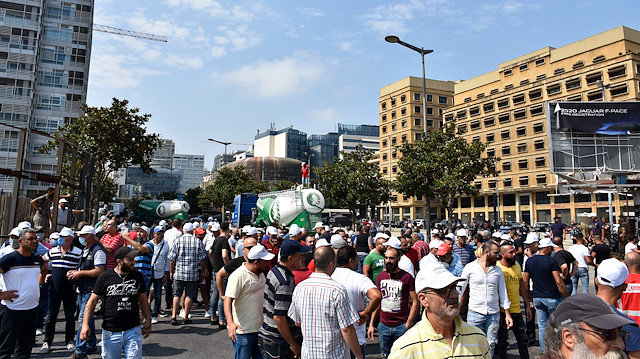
[626, 242, 638, 254]
[331, 267, 376, 345]
[568, 244, 590, 268]
[399, 255, 415, 278]
[163, 227, 182, 249]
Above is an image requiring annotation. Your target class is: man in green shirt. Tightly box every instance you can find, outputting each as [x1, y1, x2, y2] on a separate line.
[363, 234, 388, 282]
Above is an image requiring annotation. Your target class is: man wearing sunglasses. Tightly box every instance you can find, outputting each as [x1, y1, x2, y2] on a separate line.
[388, 262, 490, 358]
[595, 258, 640, 358]
[542, 293, 635, 359]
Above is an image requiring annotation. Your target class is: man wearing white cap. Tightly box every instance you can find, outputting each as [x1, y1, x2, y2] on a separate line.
[225, 244, 272, 358]
[363, 233, 388, 282]
[314, 222, 331, 241]
[595, 258, 640, 357]
[452, 229, 475, 266]
[52, 198, 84, 232]
[388, 262, 490, 359]
[418, 239, 442, 269]
[522, 236, 568, 350]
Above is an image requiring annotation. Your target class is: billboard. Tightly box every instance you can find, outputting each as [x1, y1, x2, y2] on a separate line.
[547, 101, 640, 180]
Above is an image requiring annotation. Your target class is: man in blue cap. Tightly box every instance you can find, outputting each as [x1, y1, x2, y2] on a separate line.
[259, 240, 311, 358]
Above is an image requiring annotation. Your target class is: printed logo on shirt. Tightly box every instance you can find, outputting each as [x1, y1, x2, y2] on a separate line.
[106, 279, 139, 297]
[380, 279, 403, 313]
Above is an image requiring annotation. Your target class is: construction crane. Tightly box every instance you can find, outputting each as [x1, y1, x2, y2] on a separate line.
[93, 24, 168, 42]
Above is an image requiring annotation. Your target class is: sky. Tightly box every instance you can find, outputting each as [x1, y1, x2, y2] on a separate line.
[87, 0, 640, 169]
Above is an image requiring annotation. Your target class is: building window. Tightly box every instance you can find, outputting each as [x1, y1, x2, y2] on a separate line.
[414, 118, 421, 126]
[529, 89, 542, 100]
[505, 84, 514, 90]
[520, 79, 530, 86]
[498, 98, 509, 108]
[518, 159, 528, 169]
[520, 195, 530, 205]
[470, 107, 480, 116]
[519, 176, 529, 187]
[513, 94, 525, 104]
[567, 94, 582, 101]
[414, 93, 421, 101]
[503, 161, 512, 172]
[391, 98, 396, 106]
[414, 133, 421, 141]
[382, 167, 387, 175]
[484, 117, 495, 127]
[392, 166, 397, 173]
[474, 184, 483, 193]
[516, 126, 526, 137]
[472, 136, 480, 142]
[401, 120, 407, 128]
[414, 106, 421, 113]
[498, 112, 510, 124]
[500, 130, 510, 140]
[457, 124, 467, 134]
[587, 90, 603, 101]
[391, 123, 397, 131]
[456, 110, 467, 119]
[547, 84, 561, 95]
[382, 126, 387, 134]
[382, 139, 387, 147]
[382, 114, 387, 122]
[535, 156, 546, 167]
[461, 197, 471, 208]
[490, 89, 499, 94]
[517, 143, 527, 153]
[536, 174, 547, 185]
[573, 61, 584, 69]
[504, 69, 513, 76]
[483, 102, 495, 113]
[586, 72, 602, 85]
[593, 55, 606, 63]
[513, 109, 527, 120]
[554, 68, 565, 75]
[502, 145, 511, 156]
[530, 105, 544, 116]
[381, 102, 386, 110]
[400, 94, 406, 103]
[533, 122, 544, 133]
[470, 121, 481, 130]
[382, 153, 387, 161]
[426, 107, 433, 115]
[566, 78, 581, 90]
[486, 133, 495, 143]
[438, 96, 447, 104]
[392, 111, 397, 119]
[401, 108, 407, 116]
[477, 93, 485, 99]
[464, 97, 472, 102]
[610, 84, 628, 97]
[487, 148, 495, 157]
[534, 139, 545, 150]
[401, 134, 407, 143]
[445, 115, 454, 123]
[575, 193, 591, 202]
[555, 195, 570, 204]
[391, 137, 397, 145]
[392, 151, 397, 159]
[536, 191, 550, 204]
[488, 180, 497, 189]
[519, 64, 529, 72]
[535, 58, 546, 66]
[503, 178, 513, 188]
[536, 74, 547, 81]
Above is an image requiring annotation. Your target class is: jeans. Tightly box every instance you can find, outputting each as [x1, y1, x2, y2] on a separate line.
[151, 277, 164, 317]
[75, 293, 96, 355]
[564, 282, 573, 297]
[45, 289, 76, 345]
[232, 333, 262, 359]
[378, 322, 407, 358]
[351, 344, 366, 359]
[210, 271, 227, 322]
[497, 311, 529, 359]
[258, 336, 298, 359]
[357, 253, 367, 274]
[0, 307, 37, 359]
[533, 297, 562, 351]
[37, 282, 50, 329]
[102, 326, 143, 359]
[571, 267, 589, 295]
[466, 310, 500, 358]
[164, 277, 173, 308]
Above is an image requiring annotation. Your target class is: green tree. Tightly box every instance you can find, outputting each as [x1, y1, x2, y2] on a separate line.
[395, 123, 498, 231]
[198, 167, 268, 214]
[184, 187, 203, 214]
[272, 180, 297, 191]
[315, 146, 391, 223]
[39, 98, 162, 221]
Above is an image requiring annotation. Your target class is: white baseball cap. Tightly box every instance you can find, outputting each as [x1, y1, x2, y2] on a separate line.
[17, 221, 31, 230]
[538, 237, 558, 249]
[524, 233, 539, 245]
[77, 226, 96, 235]
[49, 232, 60, 240]
[315, 238, 331, 248]
[100, 215, 108, 221]
[501, 233, 512, 241]
[159, 220, 167, 227]
[242, 225, 251, 234]
[210, 223, 221, 232]
[59, 227, 74, 237]
[382, 236, 402, 250]
[330, 234, 348, 249]
[8, 227, 21, 237]
[597, 258, 629, 288]
[492, 231, 502, 238]
[456, 229, 468, 237]
[59, 198, 68, 203]
[182, 223, 195, 232]
[416, 262, 466, 292]
[267, 226, 278, 235]
[313, 222, 324, 229]
[248, 244, 275, 261]
[139, 225, 150, 235]
[432, 229, 440, 235]
[430, 239, 444, 249]
[374, 232, 390, 240]
[246, 227, 259, 236]
[445, 233, 456, 240]
[288, 224, 302, 237]
[192, 221, 201, 228]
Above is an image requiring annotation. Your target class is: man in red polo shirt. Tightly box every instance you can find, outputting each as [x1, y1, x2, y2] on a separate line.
[100, 219, 125, 270]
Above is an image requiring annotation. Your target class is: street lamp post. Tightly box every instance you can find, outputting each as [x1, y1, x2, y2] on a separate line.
[208, 138, 232, 167]
[385, 35, 433, 236]
[596, 80, 615, 226]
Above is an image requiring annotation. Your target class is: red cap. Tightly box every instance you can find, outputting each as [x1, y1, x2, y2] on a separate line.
[436, 243, 452, 256]
[194, 227, 206, 235]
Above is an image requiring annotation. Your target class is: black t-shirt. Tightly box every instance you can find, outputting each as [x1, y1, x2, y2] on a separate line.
[550, 222, 566, 238]
[223, 256, 246, 275]
[211, 236, 230, 272]
[319, 231, 331, 240]
[355, 233, 369, 253]
[592, 243, 611, 265]
[514, 236, 525, 264]
[524, 254, 562, 299]
[553, 249, 576, 285]
[93, 269, 146, 332]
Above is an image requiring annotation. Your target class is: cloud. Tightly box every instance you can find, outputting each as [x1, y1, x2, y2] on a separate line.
[164, 54, 204, 69]
[125, 11, 191, 40]
[89, 51, 166, 90]
[210, 25, 262, 53]
[337, 41, 355, 52]
[361, 0, 433, 35]
[300, 8, 325, 17]
[308, 107, 342, 124]
[212, 56, 326, 98]
[164, 0, 255, 21]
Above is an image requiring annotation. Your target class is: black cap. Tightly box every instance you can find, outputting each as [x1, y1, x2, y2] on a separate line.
[114, 247, 139, 261]
[554, 293, 637, 330]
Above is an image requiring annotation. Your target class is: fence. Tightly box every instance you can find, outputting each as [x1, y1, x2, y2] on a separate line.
[0, 191, 32, 235]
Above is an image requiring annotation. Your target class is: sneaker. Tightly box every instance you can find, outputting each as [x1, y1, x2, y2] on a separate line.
[97, 340, 103, 347]
[170, 317, 179, 326]
[86, 346, 98, 355]
[158, 310, 169, 318]
[178, 309, 185, 319]
[204, 311, 211, 318]
[40, 343, 50, 354]
[67, 342, 75, 352]
[151, 317, 158, 324]
[70, 352, 88, 359]
[35, 328, 44, 336]
[183, 319, 192, 325]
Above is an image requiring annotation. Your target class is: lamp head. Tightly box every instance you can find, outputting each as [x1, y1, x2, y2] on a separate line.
[385, 35, 400, 44]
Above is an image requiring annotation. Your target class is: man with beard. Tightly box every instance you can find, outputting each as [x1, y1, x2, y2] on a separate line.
[363, 234, 388, 283]
[496, 243, 531, 359]
[370, 245, 419, 358]
[389, 262, 490, 358]
[435, 243, 463, 277]
[541, 293, 633, 359]
[80, 247, 152, 359]
[459, 241, 512, 358]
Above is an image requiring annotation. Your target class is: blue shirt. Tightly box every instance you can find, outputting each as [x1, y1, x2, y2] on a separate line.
[612, 306, 640, 351]
[134, 241, 154, 278]
[524, 254, 562, 299]
[452, 243, 475, 266]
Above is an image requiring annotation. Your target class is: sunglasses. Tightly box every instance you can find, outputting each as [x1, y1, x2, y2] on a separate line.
[245, 246, 255, 251]
[579, 328, 629, 342]
[427, 284, 458, 298]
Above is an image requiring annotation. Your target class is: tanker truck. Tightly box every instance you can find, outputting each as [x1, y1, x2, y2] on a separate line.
[136, 200, 190, 222]
[231, 186, 324, 231]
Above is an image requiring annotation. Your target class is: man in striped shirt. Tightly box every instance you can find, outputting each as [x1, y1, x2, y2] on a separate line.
[389, 262, 490, 359]
[288, 246, 363, 359]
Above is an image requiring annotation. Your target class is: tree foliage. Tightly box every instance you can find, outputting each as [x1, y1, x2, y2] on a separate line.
[272, 180, 297, 192]
[39, 98, 162, 221]
[315, 146, 391, 222]
[197, 166, 268, 210]
[395, 123, 498, 230]
[184, 187, 203, 214]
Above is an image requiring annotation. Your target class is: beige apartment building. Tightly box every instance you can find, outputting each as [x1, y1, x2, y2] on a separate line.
[379, 76, 455, 221]
[441, 26, 640, 225]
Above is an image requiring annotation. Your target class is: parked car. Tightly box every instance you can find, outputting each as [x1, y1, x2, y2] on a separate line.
[329, 216, 352, 227]
[533, 221, 550, 233]
[413, 219, 426, 229]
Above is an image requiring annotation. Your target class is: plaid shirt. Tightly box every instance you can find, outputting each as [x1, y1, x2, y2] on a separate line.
[288, 273, 359, 359]
[168, 233, 206, 281]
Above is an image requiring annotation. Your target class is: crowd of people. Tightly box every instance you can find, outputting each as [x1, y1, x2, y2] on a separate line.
[2, 194, 640, 359]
